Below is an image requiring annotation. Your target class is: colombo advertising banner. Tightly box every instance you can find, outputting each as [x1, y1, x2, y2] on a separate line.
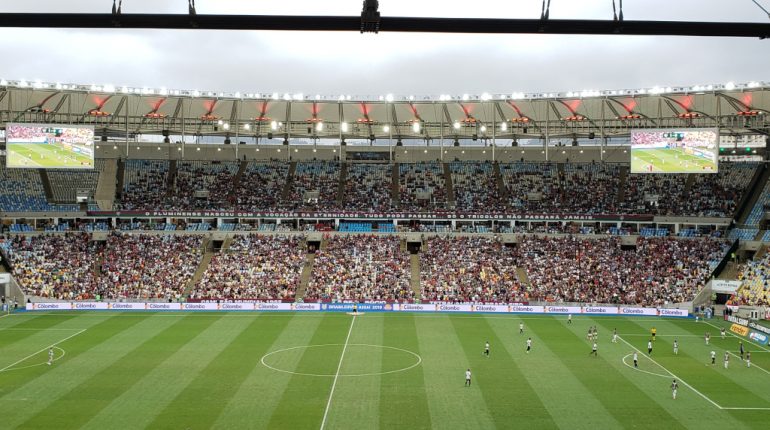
[26, 302, 688, 317]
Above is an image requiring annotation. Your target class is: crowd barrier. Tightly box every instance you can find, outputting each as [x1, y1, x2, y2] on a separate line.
[25, 301, 689, 317]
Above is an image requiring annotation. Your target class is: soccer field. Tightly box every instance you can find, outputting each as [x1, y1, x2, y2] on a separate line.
[6, 143, 93, 169]
[631, 148, 717, 173]
[1, 312, 768, 429]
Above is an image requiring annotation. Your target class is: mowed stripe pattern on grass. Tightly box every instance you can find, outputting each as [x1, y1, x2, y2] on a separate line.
[1, 312, 769, 429]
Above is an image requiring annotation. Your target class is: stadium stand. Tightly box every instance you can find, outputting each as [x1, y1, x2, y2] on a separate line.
[343, 164, 392, 211]
[421, 236, 525, 303]
[399, 162, 447, 211]
[733, 252, 770, 306]
[516, 236, 727, 305]
[287, 161, 340, 210]
[449, 162, 505, 212]
[47, 159, 103, 203]
[234, 161, 289, 211]
[500, 162, 559, 213]
[98, 233, 203, 299]
[560, 163, 621, 214]
[7, 233, 99, 299]
[119, 160, 169, 210]
[168, 161, 239, 209]
[191, 234, 305, 300]
[305, 235, 413, 301]
[0, 157, 78, 212]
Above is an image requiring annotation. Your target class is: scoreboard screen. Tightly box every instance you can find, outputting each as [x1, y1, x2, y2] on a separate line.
[630, 129, 718, 174]
[6, 123, 94, 169]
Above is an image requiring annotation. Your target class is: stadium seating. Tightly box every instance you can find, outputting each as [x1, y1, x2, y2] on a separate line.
[168, 161, 239, 209]
[449, 162, 505, 212]
[305, 235, 413, 301]
[287, 161, 341, 210]
[339, 222, 373, 232]
[47, 158, 104, 204]
[399, 162, 447, 211]
[516, 236, 727, 305]
[344, 164, 392, 211]
[99, 233, 203, 299]
[234, 161, 289, 211]
[560, 163, 621, 214]
[0, 157, 78, 212]
[120, 160, 169, 210]
[421, 236, 524, 303]
[7, 233, 99, 299]
[733, 252, 770, 306]
[728, 228, 759, 241]
[191, 234, 305, 300]
[499, 162, 559, 213]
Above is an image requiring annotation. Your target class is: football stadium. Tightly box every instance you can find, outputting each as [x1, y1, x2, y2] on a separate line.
[1, 1, 770, 429]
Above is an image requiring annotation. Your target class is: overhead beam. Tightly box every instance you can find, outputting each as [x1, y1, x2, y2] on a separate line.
[0, 14, 767, 38]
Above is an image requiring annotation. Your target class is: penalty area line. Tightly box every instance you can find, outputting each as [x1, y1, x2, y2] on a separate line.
[0, 328, 86, 372]
[617, 335, 723, 410]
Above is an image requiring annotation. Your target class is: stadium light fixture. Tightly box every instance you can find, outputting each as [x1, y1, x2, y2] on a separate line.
[480, 125, 487, 133]
[243, 123, 251, 131]
[341, 122, 349, 133]
[270, 121, 278, 130]
[462, 94, 470, 101]
[223, 123, 230, 130]
[412, 122, 421, 133]
[316, 122, 324, 132]
[725, 82, 736, 91]
[385, 93, 394, 102]
[453, 121, 461, 130]
[18, 79, 28, 87]
[383, 125, 390, 133]
[217, 119, 224, 126]
[480, 93, 491, 101]
[500, 122, 508, 131]
[113, 145, 117, 149]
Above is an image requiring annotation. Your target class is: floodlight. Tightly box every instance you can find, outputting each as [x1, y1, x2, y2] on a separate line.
[480, 125, 487, 133]
[383, 125, 390, 133]
[341, 122, 349, 133]
[453, 121, 461, 129]
[500, 122, 508, 131]
[725, 82, 736, 91]
[316, 122, 324, 132]
[480, 93, 491, 101]
[223, 123, 230, 130]
[412, 122, 421, 133]
[385, 93, 394, 102]
[243, 123, 251, 131]
[217, 119, 224, 125]
[462, 94, 470, 101]
[270, 121, 278, 130]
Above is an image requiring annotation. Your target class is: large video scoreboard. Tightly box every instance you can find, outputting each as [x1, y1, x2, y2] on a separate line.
[630, 129, 718, 174]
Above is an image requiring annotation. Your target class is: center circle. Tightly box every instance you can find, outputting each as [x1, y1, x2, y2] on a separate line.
[260, 344, 422, 377]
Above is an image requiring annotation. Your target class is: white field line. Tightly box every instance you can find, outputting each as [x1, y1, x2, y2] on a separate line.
[0, 328, 86, 372]
[617, 335, 723, 410]
[726, 351, 770, 377]
[319, 315, 356, 430]
[702, 320, 770, 353]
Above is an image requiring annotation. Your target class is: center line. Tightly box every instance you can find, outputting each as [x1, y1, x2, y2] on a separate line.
[320, 315, 356, 430]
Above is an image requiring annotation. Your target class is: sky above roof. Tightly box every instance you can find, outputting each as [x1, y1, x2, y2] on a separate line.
[0, 0, 768, 97]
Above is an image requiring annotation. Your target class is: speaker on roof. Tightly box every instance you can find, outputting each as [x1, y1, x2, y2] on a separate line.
[267, 132, 273, 139]
[589, 132, 595, 139]
[224, 138, 231, 145]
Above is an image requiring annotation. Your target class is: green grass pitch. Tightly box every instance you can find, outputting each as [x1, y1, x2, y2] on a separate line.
[631, 148, 717, 173]
[6, 143, 94, 169]
[1, 312, 768, 429]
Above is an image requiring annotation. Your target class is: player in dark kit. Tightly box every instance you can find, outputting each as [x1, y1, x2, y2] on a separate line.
[484, 341, 490, 358]
[739, 341, 745, 360]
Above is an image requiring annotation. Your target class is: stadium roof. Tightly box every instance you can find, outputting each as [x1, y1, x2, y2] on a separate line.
[1, 79, 768, 141]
